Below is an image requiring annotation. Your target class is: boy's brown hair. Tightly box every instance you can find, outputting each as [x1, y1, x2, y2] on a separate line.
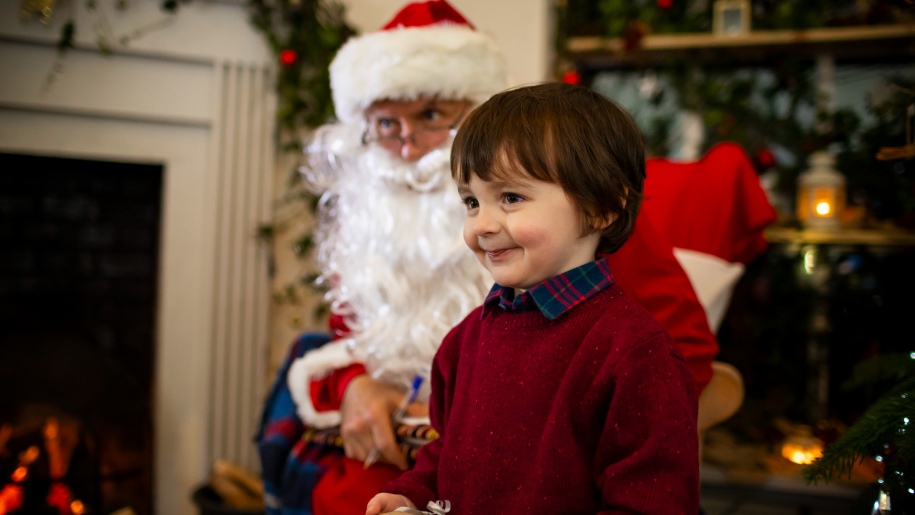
[451, 82, 645, 255]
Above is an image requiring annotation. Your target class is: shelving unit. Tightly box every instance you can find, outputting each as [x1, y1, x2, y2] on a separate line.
[765, 226, 915, 247]
[566, 23, 915, 70]
[563, 17, 915, 510]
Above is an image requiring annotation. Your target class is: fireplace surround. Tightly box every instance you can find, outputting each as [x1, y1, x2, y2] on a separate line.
[0, 154, 161, 514]
[0, 4, 276, 513]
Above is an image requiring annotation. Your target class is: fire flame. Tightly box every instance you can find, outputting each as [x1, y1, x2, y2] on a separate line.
[0, 419, 87, 515]
[781, 436, 824, 465]
[0, 484, 24, 514]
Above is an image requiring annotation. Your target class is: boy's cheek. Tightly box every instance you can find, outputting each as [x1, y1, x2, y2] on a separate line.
[462, 225, 478, 250]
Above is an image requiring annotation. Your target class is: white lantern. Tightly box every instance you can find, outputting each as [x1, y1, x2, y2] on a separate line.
[797, 151, 845, 230]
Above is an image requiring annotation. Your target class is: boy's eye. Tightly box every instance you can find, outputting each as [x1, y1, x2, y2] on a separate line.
[503, 193, 524, 204]
[462, 197, 479, 210]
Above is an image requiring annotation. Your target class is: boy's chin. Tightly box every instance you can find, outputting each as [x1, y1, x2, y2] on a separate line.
[488, 272, 534, 291]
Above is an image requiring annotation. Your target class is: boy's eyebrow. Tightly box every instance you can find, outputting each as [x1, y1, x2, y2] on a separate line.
[487, 177, 534, 189]
[455, 175, 535, 195]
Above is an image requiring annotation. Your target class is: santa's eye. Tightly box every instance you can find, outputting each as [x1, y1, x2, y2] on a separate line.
[421, 109, 444, 123]
[375, 118, 400, 135]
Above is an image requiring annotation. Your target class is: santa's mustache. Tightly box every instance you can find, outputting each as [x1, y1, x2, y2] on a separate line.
[300, 122, 455, 194]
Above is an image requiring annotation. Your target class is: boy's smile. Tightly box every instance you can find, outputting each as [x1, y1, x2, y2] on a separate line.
[458, 171, 603, 290]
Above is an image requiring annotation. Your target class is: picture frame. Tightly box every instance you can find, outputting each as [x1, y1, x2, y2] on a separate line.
[713, 0, 751, 36]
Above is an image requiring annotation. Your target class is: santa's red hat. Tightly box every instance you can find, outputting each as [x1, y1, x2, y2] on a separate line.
[329, 0, 509, 124]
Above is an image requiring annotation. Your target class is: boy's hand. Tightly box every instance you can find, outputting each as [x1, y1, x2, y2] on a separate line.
[365, 493, 415, 515]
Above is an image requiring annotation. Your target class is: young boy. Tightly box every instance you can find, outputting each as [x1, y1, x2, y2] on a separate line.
[365, 82, 699, 515]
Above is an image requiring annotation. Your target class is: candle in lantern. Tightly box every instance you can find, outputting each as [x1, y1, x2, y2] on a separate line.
[796, 151, 845, 230]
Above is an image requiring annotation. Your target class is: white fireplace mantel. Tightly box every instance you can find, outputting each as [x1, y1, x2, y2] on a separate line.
[0, 3, 275, 513]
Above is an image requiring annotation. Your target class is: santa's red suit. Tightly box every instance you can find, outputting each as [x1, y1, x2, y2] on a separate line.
[256, 2, 776, 514]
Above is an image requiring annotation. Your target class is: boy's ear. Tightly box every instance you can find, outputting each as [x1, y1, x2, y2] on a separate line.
[598, 189, 628, 230]
[599, 212, 618, 230]
[601, 189, 630, 229]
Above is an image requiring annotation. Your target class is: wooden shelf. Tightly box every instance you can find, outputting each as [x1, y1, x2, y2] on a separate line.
[765, 226, 915, 247]
[567, 23, 915, 69]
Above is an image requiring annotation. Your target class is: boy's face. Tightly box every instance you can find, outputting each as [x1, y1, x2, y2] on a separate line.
[458, 167, 602, 291]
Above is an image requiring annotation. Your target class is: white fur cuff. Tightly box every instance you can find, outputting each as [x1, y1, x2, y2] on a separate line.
[286, 339, 359, 428]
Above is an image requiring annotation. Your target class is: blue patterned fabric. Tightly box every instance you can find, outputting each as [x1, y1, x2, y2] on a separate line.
[255, 332, 342, 515]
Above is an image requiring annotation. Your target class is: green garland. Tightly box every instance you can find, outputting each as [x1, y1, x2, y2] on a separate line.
[243, 1, 353, 311]
[247, 0, 354, 134]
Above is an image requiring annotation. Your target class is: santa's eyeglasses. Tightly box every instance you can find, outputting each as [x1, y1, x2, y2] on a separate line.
[361, 107, 467, 149]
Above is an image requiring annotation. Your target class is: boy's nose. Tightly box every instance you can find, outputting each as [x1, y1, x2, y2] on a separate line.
[472, 205, 500, 235]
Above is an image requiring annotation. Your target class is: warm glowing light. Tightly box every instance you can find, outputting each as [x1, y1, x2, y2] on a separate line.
[46, 483, 72, 515]
[796, 152, 845, 229]
[782, 437, 824, 465]
[71, 499, 86, 515]
[44, 418, 59, 440]
[803, 248, 817, 275]
[0, 484, 24, 514]
[20, 445, 39, 465]
[10, 467, 27, 483]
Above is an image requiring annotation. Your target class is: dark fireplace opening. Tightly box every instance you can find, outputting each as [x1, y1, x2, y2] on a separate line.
[0, 154, 162, 515]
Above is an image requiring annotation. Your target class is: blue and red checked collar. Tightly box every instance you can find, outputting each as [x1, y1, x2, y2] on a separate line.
[482, 257, 615, 321]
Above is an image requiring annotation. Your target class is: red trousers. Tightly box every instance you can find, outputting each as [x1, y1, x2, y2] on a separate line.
[313, 457, 402, 515]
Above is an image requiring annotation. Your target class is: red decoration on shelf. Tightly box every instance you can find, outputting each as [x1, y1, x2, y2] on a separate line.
[279, 49, 298, 67]
[658, 0, 673, 9]
[562, 70, 581, 85]
[756, 148, 776, 169]
[623, 20, 649, 51]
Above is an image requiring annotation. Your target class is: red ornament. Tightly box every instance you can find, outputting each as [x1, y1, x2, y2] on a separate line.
[280, 49, 298, 67]
[756, 148, 776, 169]
[658, 0, 673, 8]
[562, 70, 581, 85]
[623, 20, 649, 51]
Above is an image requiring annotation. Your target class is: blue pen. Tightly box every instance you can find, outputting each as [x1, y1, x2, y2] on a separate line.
[363, 374, 424, 469]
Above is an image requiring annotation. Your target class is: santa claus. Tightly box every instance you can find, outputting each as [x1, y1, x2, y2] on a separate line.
[258, 2, 513, 514]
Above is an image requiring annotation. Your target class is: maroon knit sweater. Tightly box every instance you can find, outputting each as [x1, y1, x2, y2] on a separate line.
[383, 283, 699, 514]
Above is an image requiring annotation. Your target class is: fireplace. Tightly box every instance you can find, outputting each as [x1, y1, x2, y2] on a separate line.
[0, 10, 277, 510]
[0, 153, 162, 514]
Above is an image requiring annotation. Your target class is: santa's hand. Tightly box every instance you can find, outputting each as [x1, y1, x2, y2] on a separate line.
[340, 375, 409, 469]
[365, 493, 415, 515]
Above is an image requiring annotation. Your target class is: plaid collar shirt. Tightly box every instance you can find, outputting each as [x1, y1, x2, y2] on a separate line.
[481, 257, 615, 321]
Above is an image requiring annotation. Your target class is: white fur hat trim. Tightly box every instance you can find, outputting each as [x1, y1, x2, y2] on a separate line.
[330, 24, 508, 124]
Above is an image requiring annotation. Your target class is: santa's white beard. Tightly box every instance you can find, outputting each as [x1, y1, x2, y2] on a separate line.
[308, 139, 492, 391]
